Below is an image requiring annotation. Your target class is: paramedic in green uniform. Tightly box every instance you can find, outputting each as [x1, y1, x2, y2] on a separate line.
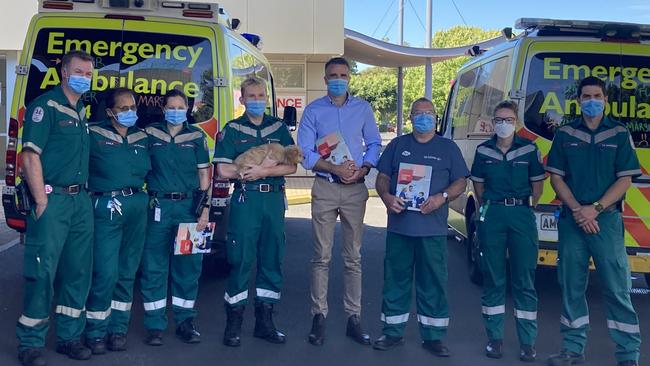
[84, 88, 151, 354]
[214, 76, 297, 347]
[373, 98, 468, 357]
[546, 77, 641, 366]
[16, 50, 95, 366]
[469, 100, 545, 362]
[139, 89, 211, 346]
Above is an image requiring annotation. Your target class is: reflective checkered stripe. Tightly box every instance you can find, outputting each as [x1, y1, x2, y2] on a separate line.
[380, 313, 409, 324]
[172, 296, 196, 309]
[143, 298, 167, 311]
[224, 290, 248, 305]
[416, 314, 449, 327]
[517, 128, 650, 250]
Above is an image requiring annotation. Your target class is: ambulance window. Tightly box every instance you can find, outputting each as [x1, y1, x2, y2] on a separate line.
[119, 31, 215, 127]
[229, 39, 273, 117]
[24, 27, 123, 121]
[467, 56, 510, 135]
[449, 67, 477, 139]
[523, 52, 629, 142]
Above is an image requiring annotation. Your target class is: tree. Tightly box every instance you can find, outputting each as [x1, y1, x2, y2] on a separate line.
[349, 26, 501, 126]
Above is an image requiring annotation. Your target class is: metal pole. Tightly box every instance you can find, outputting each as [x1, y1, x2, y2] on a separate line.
[397, 0, 404, 136]
[424, 0, 433, 100]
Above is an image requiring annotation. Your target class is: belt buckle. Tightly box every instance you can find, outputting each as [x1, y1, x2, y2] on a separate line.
[170, 192, 183, 200]
[259, 184, 271, 193]
[504, 198, 516, 206]
[68, 185, 80, 195]
[122, 188, 133, 197]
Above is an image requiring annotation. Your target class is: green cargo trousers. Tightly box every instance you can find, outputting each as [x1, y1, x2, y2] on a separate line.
[477, 204, 538, 346]
[16, 192, 93, 350]
[381, 233, 449, 341]
[557, 209, 641, 363]
[85, 193, 148, 338]
[224, 189, 286, 306]
[139, 197, 203, 330]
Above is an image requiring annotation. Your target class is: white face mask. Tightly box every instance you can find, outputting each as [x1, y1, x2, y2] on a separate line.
[494, 123, 515, 138]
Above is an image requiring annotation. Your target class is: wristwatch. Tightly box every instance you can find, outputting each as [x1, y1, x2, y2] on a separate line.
[593, 201, 604, 213]
[442, 191, 449, 202]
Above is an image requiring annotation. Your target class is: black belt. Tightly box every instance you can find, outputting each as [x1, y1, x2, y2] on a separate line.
[148, 191, 190, 200]
[46, 184, 82, 195]
[93, 187, 140, 197]
[487, 198, 530, 207]
[315, 174, 365, 185]
[233, 183, 285, 192]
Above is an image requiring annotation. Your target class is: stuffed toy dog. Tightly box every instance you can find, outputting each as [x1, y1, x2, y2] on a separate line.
[234, 143, 303, 178]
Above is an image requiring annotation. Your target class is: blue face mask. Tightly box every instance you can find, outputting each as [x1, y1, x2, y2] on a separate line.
[580, 99, 605, 118]
[113, 109, 138, 127]
[327, 79, 348, 97]
[245, 100, 266, 117]
[165, 109, 187, 125]
[412, 113, 436, 133]
[68, 74, 91, 94]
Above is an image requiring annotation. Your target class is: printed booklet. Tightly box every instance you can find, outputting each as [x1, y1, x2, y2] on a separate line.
[396, 163, 432, 212]
[174, 222, 216, 255]
[316, 132, 352, 182]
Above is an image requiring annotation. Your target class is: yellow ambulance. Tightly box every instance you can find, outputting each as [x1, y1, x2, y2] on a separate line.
[441, 18, 650, 284]
[2, 0, 284, 272]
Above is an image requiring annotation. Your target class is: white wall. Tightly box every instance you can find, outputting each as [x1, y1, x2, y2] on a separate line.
[0, 0, 38, 51]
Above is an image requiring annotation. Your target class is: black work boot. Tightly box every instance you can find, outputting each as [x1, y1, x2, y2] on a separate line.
[144, 330, 163, 346]
[422, 340, 450, 357]
[223, 304, 245, 347]
[372, 335, 404, 351]
[85, 337, 106, 355]
[107, 333, 127, 351]
[175, 318, 201, 344]
[18, 347, 47, 366]
[55, 340, 92, 360]
[547, 349, 586, 366]
[485, 339, 503, 359]
[253, 300, 286, 344]
[345, 315, 371, 345]
[308, 314, 326, 346]
[519, 344, 536, 362]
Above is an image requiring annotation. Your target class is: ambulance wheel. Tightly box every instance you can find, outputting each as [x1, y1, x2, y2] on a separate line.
[466, 215, 483, 286]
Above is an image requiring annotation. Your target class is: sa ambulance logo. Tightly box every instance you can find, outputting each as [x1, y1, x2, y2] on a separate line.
[32, 107, 45, 123]
[401, 151, 411, 157]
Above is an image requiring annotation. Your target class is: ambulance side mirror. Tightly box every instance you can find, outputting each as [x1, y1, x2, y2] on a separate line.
[283, 106, 297, 131]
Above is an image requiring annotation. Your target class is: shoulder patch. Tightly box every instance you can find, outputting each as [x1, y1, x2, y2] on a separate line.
[32, 107, 45, 123]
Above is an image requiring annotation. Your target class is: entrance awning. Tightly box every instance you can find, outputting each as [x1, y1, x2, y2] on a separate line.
[343, 28, 506, 67]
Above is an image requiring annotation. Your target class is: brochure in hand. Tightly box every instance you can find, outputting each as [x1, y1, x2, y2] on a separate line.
[396, 163, 432, 212]
[174, 222, 216, 255]
[316, 132, 352, 182]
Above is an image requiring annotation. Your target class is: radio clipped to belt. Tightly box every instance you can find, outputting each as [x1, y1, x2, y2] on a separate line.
[15, 181, 35, 214]
[193, 189, 209, 218]
[479, 201, 490, 222]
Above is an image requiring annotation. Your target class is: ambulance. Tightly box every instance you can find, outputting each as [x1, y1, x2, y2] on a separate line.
[441, 18, 650, 285]
[2, 0, 288, 272]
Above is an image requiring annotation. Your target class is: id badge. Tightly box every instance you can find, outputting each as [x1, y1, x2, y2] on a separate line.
[154, 206, 161, 222]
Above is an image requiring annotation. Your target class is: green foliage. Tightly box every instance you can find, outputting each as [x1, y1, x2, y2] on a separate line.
[349, 26, 501, 126]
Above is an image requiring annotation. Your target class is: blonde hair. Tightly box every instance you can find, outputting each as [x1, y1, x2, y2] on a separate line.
[240, 76, 267, 96]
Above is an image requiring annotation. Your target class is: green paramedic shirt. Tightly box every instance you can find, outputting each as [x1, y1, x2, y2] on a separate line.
[145, 122, 210, 193]
[22, 85, 90, 186]
[87, 119, 151, 192]
[470, 135, 546, 201]
[546, 116, 641, 204]
[213, 113, 295, 185]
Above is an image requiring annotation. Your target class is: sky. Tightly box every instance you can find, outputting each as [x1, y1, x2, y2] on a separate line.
[345, 0, 650, 48]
